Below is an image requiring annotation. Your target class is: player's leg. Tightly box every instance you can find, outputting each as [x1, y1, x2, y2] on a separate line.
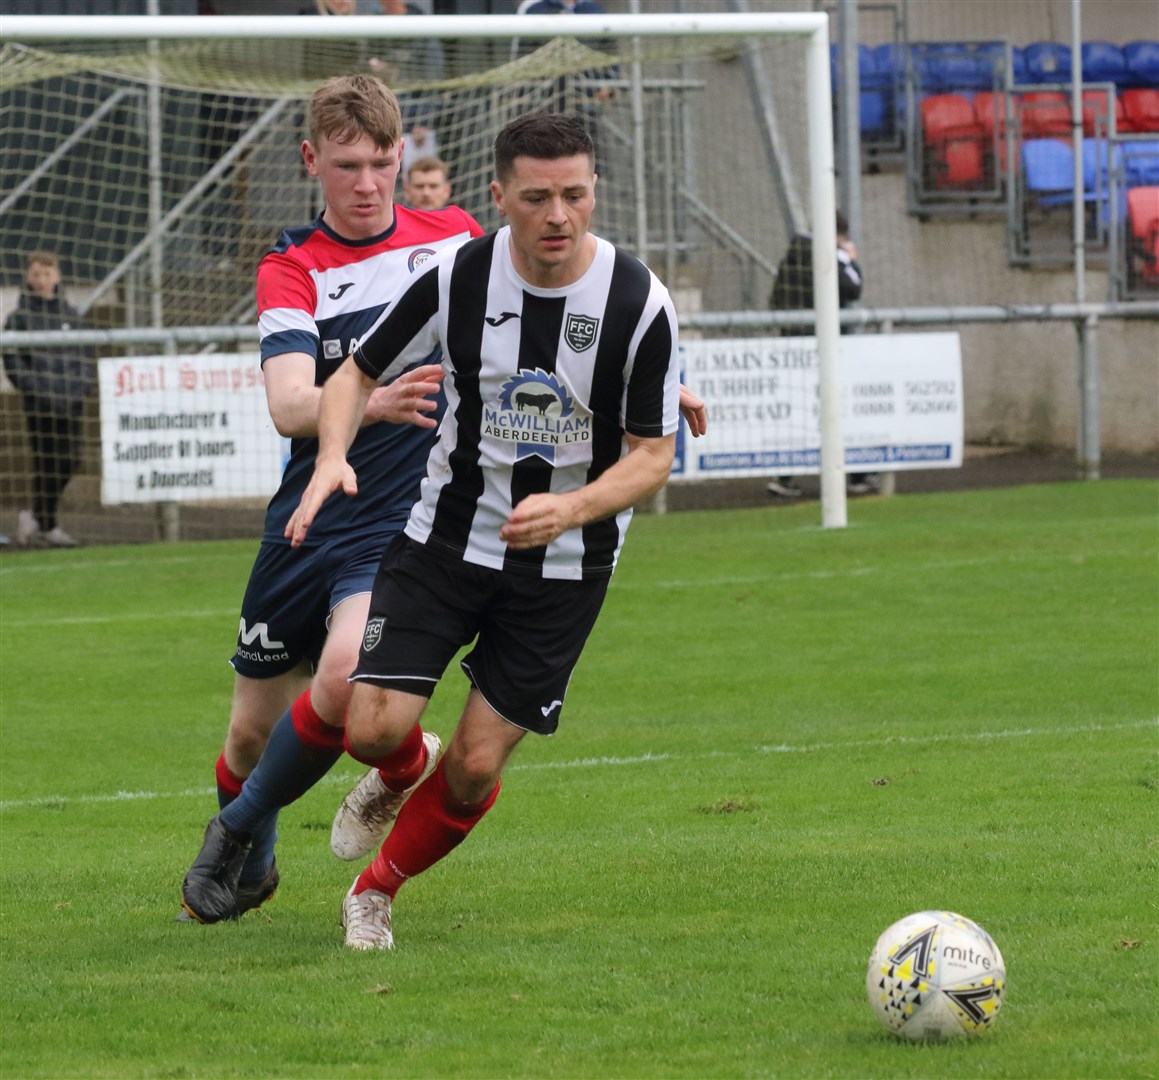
[341, 555, 609, 950]
[180, 540, 333, 924]
[329, 588, 444, 858]
[216, 668, 309, 915]
[184, 599, 368, 926]
[341, 685, 506, 951]
[331, 536, 459, 860]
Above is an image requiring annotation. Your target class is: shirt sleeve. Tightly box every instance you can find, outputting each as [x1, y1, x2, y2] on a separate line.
[256, 252, 319, 362]
[624, 288, 681, 439]
[352, 261, 442, 384]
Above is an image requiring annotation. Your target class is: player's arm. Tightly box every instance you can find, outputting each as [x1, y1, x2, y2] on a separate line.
[499, 432, 676, 551]
[284, 357, 377, 547]
[264, 351, 443, 438]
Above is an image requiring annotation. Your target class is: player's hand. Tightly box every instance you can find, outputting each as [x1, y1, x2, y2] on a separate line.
[285, 457, 358, 549]
[679, 384, 708, 437]
[365, 363, 445, 428]
[499, 492, 575, 550]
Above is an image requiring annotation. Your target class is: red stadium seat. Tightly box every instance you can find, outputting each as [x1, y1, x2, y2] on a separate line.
[973, 91, 1015, 179]
[920, 93, 985, 188]
[1020, 91, 1071, 138]
[1126, 185, 1159, 284]
[1122, 89, 1159, 133]
[1082, 89, 1131, 135]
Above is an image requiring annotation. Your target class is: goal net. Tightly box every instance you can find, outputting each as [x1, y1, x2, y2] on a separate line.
[0, 13, 842, 544]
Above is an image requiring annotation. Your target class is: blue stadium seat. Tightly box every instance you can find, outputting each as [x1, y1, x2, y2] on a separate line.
[1023, 138, 1074, 207]
[1122, 139, 1159, 187]
[915, 43, 978, 95]
[1024, 41, 1072, 84]
[1082, 41, 1129, 87]
[1082, 137, 1112, 193]
[830, 43, 895, 139]
[1124, 41, 1159, 87]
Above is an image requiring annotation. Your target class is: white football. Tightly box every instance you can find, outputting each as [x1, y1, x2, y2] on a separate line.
[866, 910, 1006, 1041]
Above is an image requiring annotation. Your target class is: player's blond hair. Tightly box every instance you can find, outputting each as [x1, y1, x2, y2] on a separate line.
[26, 249, 59, 269]
[309, 74, 402, 150]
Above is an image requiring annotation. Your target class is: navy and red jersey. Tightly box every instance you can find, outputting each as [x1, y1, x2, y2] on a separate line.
[256, 206, 482, 546]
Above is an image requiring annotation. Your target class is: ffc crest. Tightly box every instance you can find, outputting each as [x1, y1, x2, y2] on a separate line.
[564, 312, 599, 352]
[363, 617, 385, 652]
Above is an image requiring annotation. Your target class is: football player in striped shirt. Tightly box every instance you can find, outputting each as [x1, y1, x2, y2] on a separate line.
[179, 74, 483, 924]
[286, 111, 702, 950]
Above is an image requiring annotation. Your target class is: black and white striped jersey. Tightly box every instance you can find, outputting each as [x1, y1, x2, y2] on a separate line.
[353, 226, 681, 580]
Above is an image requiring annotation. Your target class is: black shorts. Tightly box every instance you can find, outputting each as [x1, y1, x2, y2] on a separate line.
[353, 534, 610, 735]
[230, 530, 396, 678]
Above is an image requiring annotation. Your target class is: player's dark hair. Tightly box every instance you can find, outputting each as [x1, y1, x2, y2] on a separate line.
[493, 112, 595, 182]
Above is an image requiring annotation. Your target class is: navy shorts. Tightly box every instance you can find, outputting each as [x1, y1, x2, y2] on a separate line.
[353, 534, 610, 735]
[230, 529, 401, 679]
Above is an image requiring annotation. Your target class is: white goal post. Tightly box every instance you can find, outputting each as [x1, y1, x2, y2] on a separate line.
[1, 11, 846, 529]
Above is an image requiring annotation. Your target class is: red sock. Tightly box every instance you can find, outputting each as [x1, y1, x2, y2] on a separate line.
[215, 752, 245, 805]
[343, 722, 426, 792]
[354, 759, 500, 899]
[291, 688, 346, 754]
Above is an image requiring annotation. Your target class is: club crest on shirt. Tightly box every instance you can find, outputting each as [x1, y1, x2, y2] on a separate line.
[363, 617, 385, 652]
[488, 369, 590, 464]
[564, 312, 599, 352]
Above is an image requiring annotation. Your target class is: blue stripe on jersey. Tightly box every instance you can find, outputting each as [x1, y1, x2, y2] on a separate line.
[260, 328, 317, 363]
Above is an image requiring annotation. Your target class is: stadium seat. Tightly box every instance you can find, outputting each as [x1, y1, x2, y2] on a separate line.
[1023, 138, 1074, 207]
[1082, 88, 1130, 136]
[920, 93, 985, 187]
[915, 43, 977, 95]
[1081, 41, 1130, 88]
[973, 91, 1010, 137]
[1122, 88, 1159, 133]
[1121, 139, 1159, 187]
[973, 90, 1014, 177]
[1125, 185, 1159, 284]
[1082, 137, 1113, 192]
[1020, 91, 1071, 138]
[1124, 40, 1159, 88]
[831, 43, 895, 139]
[1024, 41, 1072, 84]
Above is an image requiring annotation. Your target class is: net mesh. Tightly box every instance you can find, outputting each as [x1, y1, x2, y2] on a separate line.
[0, 26, 815, 542]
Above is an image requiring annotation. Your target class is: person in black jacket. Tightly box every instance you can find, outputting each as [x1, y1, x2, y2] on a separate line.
[2, 251, 92, 547]
[767, 211, 875, 497]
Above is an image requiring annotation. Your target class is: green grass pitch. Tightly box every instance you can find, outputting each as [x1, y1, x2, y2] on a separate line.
[1, 480, 1156, 1079]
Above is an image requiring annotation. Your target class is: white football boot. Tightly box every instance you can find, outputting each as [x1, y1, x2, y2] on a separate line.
[331, 731, 442, 860]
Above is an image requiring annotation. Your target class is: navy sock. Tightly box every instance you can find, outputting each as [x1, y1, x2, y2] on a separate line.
[219, 704, 343, 835]
[240, 814, 278, 884]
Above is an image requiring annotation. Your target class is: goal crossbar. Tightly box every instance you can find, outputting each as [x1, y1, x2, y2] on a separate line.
[1, 13, 825, 43]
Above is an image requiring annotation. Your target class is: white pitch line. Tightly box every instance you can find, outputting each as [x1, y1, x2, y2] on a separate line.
[0, 720, 1153, 813]
[1, 610, 237, 629]
[757, 717, 1158, 755]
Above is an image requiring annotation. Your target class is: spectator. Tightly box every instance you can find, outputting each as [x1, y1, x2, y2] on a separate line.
[402, 155, 452, 210]
[767, 211, 872, 498]
[2, 251, 91, 548]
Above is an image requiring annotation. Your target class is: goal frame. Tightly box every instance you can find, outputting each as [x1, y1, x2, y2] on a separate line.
[2, 11, 846, 529]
